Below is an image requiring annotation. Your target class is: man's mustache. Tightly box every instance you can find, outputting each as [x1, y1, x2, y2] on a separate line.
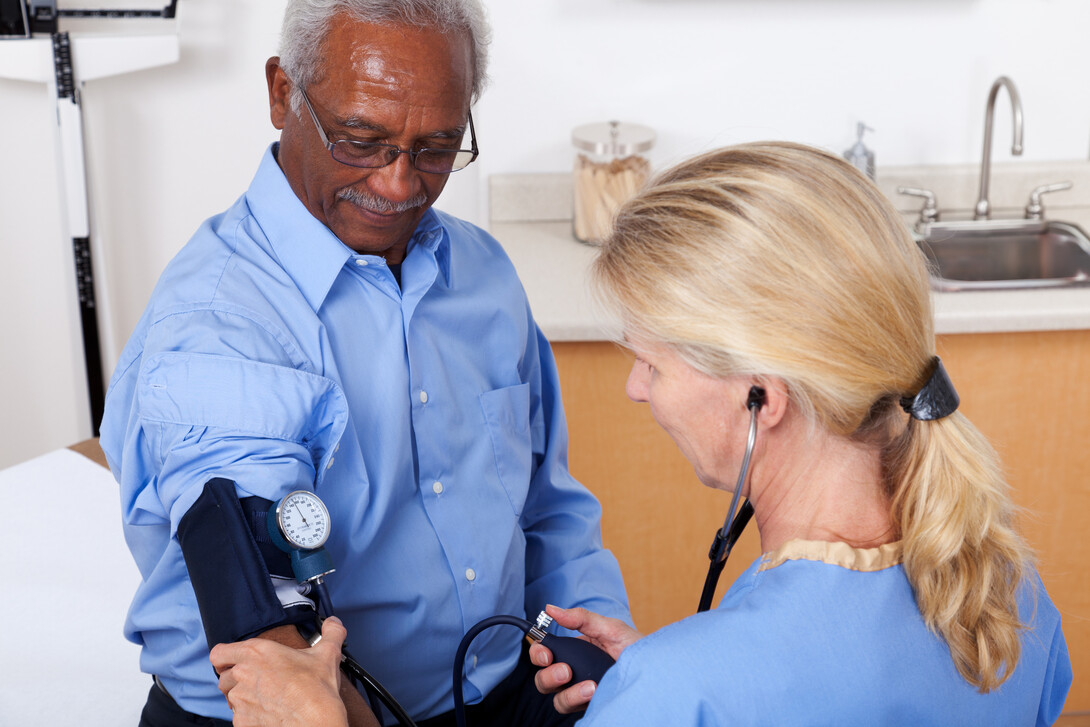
[337, 187, 428, 214]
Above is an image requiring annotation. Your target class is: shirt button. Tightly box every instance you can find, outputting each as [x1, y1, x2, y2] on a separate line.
[432, 481, 444, 495]
[472, 655, 478, 669]
[326, 457, 335, 470]
[419, 390, 429, 404]
[465, 568, 476, 582]
[354, 259, 368, 267]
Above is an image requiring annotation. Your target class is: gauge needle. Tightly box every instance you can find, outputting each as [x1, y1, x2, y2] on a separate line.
[294, 503, 310, 527]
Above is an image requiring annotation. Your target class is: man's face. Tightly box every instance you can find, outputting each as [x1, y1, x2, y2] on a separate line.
[266, 16, 473, 262]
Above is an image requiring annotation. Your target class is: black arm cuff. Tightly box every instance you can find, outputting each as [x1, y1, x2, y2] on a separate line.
[177, 478, 315, 648]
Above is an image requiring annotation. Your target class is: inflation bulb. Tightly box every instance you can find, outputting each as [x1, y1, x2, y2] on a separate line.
[528, 611, 616, 685]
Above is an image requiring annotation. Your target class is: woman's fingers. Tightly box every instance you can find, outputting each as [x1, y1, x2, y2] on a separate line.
[543, 604, 643, 658]
[551, 681, 599, 714]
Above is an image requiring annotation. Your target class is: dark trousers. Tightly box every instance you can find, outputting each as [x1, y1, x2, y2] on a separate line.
[139, 680, 231, 727]
[416, 644, 580, 727]
[138, 646, 579, 727]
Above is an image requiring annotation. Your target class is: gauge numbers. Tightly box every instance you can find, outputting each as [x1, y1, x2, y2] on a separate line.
[275, 490, 330, 550]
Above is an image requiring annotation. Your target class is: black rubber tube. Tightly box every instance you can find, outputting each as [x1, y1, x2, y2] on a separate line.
[453, 616, 533, 727]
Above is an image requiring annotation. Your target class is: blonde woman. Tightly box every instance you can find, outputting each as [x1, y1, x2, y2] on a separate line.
[532, 141, 1071, 725]
[211, 143, 1072, 726]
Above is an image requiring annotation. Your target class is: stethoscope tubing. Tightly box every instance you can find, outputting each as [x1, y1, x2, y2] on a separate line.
[722, 404, 759, 538]
[297, 399, 763, 724]
[697, 403, 760, 613]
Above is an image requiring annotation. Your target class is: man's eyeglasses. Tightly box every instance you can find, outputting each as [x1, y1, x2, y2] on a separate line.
[299, 87, 478, 174]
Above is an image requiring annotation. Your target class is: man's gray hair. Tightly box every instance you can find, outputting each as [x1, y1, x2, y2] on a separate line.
[279, 0, 491, 110]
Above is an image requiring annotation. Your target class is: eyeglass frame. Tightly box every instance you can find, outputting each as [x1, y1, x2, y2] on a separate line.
[297, 85, 479, 174]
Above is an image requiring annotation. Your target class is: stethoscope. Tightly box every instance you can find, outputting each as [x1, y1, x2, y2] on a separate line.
[270, 384, 766, 724]
[697, 385, 765, 613]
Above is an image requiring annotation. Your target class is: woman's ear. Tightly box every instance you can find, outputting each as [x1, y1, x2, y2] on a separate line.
[752, 377, 789, 428]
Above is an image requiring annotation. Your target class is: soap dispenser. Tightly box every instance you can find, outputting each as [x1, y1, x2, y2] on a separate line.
[844, 122, 875, 180]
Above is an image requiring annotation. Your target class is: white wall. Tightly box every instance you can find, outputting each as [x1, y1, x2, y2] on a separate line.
[472, 0, 1090, 209]
[2, 0, 1089, 468]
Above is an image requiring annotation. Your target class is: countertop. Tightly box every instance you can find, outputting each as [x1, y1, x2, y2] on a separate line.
[488, 161, 1090, 342]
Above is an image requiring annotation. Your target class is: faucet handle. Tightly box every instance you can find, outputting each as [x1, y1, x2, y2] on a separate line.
[898, 186, 940, 230]
[1024, 181, 1073, 220]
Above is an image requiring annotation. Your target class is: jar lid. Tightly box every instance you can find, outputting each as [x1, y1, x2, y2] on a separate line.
[572, 120, 656, 156]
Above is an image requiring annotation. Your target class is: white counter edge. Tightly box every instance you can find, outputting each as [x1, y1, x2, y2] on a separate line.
[489, 163, 1090, 342]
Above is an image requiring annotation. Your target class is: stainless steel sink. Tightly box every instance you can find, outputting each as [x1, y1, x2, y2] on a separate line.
[915, 219, 1090, 291]
[905, 76, 1088, 292]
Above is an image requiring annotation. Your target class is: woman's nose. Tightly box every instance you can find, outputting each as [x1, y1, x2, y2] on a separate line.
[626, 361, 650, 403]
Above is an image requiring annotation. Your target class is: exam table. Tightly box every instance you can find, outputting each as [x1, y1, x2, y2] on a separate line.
[2, 439, 146, 724]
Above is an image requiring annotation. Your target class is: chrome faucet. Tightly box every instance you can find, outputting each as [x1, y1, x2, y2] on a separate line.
[974, 76, 1023, 220]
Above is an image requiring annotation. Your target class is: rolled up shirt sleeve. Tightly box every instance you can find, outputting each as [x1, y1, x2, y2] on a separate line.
[110, 307, 347, 527]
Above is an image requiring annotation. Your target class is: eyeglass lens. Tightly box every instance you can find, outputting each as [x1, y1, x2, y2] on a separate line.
[330, 143, 476, 173]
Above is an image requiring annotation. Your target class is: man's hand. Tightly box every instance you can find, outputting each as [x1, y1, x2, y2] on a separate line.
[210, 617, 369, 727]
[530, 604, 643, 714]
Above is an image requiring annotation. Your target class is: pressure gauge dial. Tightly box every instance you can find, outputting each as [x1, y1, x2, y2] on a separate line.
[273, 490, 331, 550]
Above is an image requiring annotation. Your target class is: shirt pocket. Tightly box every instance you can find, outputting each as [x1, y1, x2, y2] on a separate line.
[479, 383, 532, 517]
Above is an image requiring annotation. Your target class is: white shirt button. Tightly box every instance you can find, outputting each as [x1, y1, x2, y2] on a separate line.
[354, 259, 369, 267]
[326, 457, 335, 470]
[419, 390, 429, 404]
[432, 481, 444, 495]
[472, 655, 478, 668]
[465, 568, 476, 582]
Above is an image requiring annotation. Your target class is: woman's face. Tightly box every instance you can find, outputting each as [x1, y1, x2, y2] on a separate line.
[625, 340, 754, 492]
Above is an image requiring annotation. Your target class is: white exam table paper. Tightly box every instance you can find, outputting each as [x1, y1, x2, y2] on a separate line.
[1, 447, 146, 725]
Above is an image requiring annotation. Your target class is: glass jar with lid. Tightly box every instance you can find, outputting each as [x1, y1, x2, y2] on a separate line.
[572, 120, 656, 244]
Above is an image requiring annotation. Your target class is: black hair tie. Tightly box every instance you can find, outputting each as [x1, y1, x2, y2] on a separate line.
[900, 356, 959, 421]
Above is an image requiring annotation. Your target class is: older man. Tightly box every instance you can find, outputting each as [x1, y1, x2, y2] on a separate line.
[100, 1, 630, 725]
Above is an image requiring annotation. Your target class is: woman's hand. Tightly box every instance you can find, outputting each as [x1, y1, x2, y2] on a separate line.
[530, 604, 644, 714]
[209, 617, 353, 727]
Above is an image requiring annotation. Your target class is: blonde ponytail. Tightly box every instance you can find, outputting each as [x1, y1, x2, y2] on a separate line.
[885, 412, 1031, 691]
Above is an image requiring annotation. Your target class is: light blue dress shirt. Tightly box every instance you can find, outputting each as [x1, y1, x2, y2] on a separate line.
[577, 540, 1071, 726]
[101, 144, 630, 722]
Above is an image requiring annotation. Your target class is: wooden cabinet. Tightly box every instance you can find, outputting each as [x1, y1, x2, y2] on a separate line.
[553, 331, 1090, 714]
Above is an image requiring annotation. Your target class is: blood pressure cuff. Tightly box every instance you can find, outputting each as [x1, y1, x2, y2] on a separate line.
[177, 478, 316, 648]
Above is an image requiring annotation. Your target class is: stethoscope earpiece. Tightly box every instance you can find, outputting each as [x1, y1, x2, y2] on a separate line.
[747, 385, 767, 411]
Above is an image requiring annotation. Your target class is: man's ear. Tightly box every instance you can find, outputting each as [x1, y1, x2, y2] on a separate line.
[266, 56, 290, 130]
[752, 377, 789, 429]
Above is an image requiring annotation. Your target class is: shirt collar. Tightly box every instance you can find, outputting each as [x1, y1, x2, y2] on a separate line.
[245, 144, 351, 312]
[244, 145, 454, 308]
[759, 539, 903, 573]
[409, 207, 453, 288]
